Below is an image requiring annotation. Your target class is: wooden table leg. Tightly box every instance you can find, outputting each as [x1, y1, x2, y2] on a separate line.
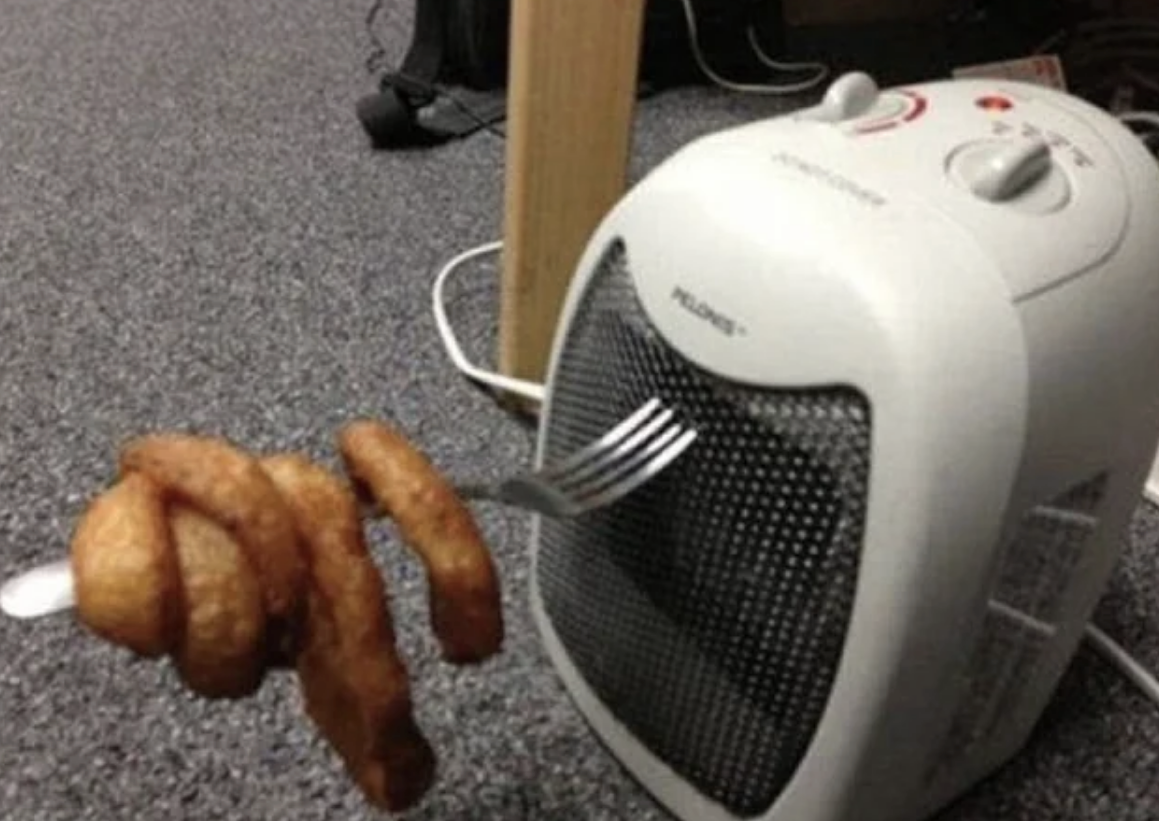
[499, 0, 648, 390]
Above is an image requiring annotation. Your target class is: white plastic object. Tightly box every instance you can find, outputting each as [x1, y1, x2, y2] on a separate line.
[806, 71, 879, 121]
[859, 92, 909, 122]
[528, 72, 1159, 821]
[1146, 446, 1159, 506]
[1119, 110, 1159, 130]
[1084, 624, 1159, 705]
[952, 136, 1053, 200]
[947, 138, 1071, 214]
[676, 0, 829, 95]
[431, 240, 546, 404]
[0, 560, 74, 619]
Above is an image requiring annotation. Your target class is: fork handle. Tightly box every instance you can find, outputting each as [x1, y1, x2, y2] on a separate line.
[452, 483, 500, 502]
[453, 481, 563, 515]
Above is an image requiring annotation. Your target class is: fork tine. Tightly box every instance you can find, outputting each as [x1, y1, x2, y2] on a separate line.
[539, 397, 664, 481]
[563, 423, 682, 498]
[571, 427, 698, 512]
[553, 407, 676, 492]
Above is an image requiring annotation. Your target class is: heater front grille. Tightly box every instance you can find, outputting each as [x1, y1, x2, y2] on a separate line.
[535, 240, 873, 816]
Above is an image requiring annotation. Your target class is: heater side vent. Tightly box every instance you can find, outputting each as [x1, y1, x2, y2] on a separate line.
[928, 473, 1108, 783]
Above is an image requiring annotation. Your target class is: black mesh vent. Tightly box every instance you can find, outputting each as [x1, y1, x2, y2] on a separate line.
[928, 473, 1107, 783]
[536, 240, 873, 816]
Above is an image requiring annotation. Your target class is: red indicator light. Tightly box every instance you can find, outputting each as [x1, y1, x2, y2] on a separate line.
[977, 95, 1014, 111]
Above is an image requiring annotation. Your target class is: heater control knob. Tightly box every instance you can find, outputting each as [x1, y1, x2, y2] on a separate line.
[948, 137, 1071, 213]
[803, 72, 880, 122]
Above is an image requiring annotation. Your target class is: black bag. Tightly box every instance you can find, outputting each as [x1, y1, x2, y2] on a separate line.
[356, 0, 781, 148]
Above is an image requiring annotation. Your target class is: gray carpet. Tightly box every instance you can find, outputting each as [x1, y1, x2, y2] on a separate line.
[0, 0, 1156, 818]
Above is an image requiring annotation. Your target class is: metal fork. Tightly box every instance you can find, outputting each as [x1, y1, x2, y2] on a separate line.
[0, 398, 696, 620]
[456, 397, 697, 518]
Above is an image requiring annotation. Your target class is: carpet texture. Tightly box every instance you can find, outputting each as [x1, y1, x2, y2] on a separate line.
[0, 1, 1156, 819]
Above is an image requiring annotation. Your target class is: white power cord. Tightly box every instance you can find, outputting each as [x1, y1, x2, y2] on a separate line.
[431, 240, 546, 405]
[677, 0, 829, 95]
[1120, 110, 1159, 130]
[1121, 110, 1159, 156]
[1147, 464, 1159, 508]
[1085, 623, 1159, 706]
[1119, 115, 1159, 505]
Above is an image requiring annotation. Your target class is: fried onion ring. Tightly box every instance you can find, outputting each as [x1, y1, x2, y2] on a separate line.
[119, 433, 307, 627]
[68, 422, 502, 812]
[168, 503, 267, 699]
[337, 420, 503, 664]
[260, 453, 436, 811]
[71, 472, 180, 658]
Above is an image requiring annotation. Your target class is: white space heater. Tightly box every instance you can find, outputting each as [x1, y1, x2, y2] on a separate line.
[528, 73, 1159, 821]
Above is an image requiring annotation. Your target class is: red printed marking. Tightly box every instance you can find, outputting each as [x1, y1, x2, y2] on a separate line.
[901, 91, 928, 121]
[855, 121, 899, 134]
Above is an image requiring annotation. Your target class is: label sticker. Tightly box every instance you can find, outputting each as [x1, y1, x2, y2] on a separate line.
[953, 54, 1068, 91]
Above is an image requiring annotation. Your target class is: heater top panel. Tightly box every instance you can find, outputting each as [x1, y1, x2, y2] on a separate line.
[645, 73, 1159, 302]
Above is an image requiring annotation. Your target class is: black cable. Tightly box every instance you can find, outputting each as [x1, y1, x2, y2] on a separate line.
[364, 0, 392, 75]
[393, 71, 508, 140]
[433, 88, 508, 140]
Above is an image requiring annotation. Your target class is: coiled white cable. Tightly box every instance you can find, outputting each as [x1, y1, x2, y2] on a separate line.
[1120, 110, 1159, 131]
[677, 0, 829, 95]
[1085, 623, 1159, 707]
[431, 240, 546, 405]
